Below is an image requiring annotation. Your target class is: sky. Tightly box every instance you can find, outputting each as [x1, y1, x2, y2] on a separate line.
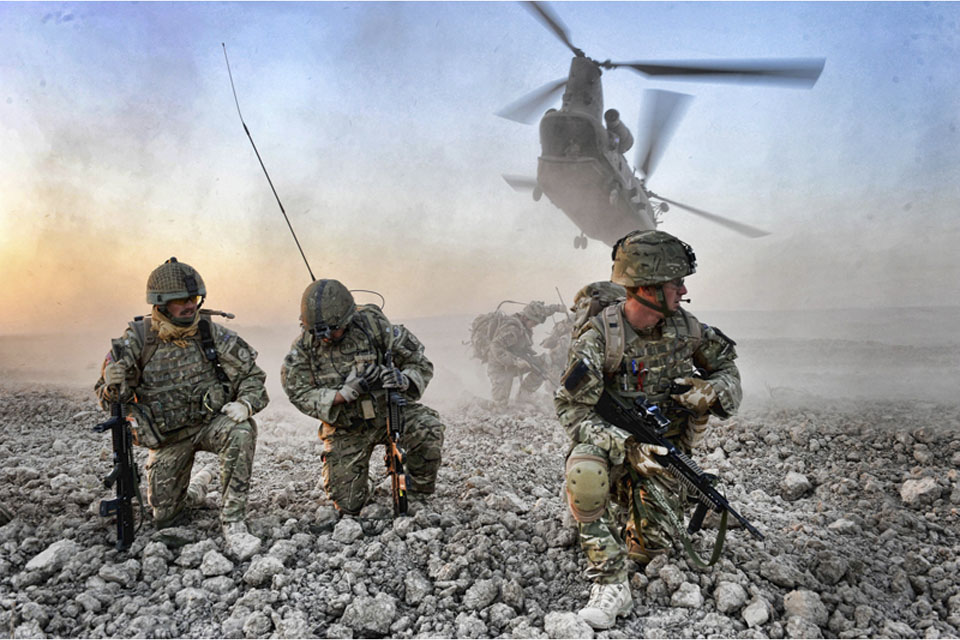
[2, 1, 959, 335]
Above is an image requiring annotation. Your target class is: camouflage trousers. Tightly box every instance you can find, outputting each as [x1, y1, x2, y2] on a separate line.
[568, 443, 683, 584]
[319, 403, 445, 515]
[487, 364, 544, 406]
[145, 414, 257, 527]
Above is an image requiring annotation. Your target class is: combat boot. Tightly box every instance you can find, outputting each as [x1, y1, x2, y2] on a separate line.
[222, 521, 261, 562]
[578, 579, 633, 630]
[186, 465, 216, 508]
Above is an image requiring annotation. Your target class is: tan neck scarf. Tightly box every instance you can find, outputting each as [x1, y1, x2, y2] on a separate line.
[151, 307, 200, 347]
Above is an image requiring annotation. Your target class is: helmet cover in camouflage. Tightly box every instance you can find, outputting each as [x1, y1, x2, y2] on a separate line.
[610, 230, 697, 287]
[146, 257, 206, 305]
[300, 279, 356, 337]
[520, 300, 551, 324]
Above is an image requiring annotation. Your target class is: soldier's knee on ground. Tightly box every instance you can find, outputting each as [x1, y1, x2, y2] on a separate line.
[566, 449, 610, 523]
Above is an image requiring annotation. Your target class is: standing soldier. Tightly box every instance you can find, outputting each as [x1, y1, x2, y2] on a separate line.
[555, 231, 742, 630]
[484, 300, 565, 407]
[280, 279, 445, 516]
[95, 258, 267, 560]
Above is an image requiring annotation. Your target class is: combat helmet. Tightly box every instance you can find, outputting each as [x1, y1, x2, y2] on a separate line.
[610, 230, 696, 287]
[300, 279, 356, 339]
[520, 300, 551, 325]
[146, 257, 206, 305]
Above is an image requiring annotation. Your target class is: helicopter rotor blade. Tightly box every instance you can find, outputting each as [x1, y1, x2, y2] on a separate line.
[653, 194, 771, 238]
[522, 1, 583, 57]
[495, 77, 568, 124]
[502, 174, 539, 192]
[634, 89, 693, 179]
[611, 58, 826, 88]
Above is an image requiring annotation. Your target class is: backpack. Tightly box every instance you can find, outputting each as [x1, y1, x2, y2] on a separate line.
[467, 311, 506, 363]
[570, 281, 701, 375]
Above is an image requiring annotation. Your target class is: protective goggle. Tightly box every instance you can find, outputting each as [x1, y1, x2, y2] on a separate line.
[664, 278, 685, 289]
[167, 295, 203, 306]
[309, 323, 342, 340]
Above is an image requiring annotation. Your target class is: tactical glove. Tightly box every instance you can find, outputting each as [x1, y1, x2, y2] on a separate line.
[381, 366, 410, 392]
[515, 359, 533, 374]
[103, 361, 126, 387]
[339, 370, 367, 403]
[625, 439, 668, 477]
[358, 363, 381, 388]
[221, 401, 251, 423]
[670, 377, 718, 416]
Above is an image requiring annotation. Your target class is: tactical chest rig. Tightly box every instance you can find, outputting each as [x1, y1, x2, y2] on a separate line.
[126, 315, 232, 447]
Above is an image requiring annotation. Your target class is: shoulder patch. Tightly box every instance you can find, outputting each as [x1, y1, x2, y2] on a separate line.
[705, 324, 737, 346]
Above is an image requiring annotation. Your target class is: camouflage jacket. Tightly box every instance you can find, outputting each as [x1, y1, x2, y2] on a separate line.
[280, 305, 433, 430]
[555, 303, 741, 465]
[488, 314, 535, 371]
[94, 318, 268, 446]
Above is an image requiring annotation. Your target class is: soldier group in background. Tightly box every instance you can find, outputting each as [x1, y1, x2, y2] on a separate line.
[469, 300, 566, 408]
[83, 227, 743, 633]
[280, 279, 445, 515]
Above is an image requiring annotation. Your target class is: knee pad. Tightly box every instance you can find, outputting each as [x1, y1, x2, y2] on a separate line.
[565, 453, 610, 523]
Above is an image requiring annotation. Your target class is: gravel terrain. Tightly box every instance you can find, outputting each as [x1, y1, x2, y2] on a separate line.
[1, 380, 958, 639]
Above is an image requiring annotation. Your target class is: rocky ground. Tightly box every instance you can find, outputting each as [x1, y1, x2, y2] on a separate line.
[1, 382, 959, 639]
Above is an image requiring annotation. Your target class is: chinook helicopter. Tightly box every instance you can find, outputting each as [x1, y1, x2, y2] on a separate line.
[499, 2, 825, 248]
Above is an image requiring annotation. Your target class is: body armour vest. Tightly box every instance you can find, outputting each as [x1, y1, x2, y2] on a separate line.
[595, 304, 702, 431]
[133, 332, 228, 441]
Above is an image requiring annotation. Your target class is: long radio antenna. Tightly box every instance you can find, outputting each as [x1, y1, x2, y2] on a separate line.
[222, 43, 316, 282]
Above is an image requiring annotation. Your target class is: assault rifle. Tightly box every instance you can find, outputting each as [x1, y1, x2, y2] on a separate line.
[383, 351, 408, 516]
[94, 341, 141, 551]
[594, 390, 764, 541]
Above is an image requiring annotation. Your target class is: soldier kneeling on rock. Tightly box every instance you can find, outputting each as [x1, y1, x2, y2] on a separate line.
[95, 257, 268, 560]
[281, 279, 445, 516]
[556, 231, 742, 629]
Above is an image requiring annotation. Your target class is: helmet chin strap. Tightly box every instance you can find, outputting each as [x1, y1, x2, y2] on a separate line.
[627, 286, 674, 317]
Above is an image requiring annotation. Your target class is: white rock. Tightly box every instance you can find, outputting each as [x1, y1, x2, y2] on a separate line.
[784, 589, 828, 626]
[332, 518, 364, 544]
[743, 599, 770, 627]
[200, 550, 234, 577]
[714, 581, 748, 614]
[900, 477, 941, 506]
[544, 611, 594, 639]
[243, 556, 284, 586]
[25, 539, 79, 574]
[671, 582, 704, 608]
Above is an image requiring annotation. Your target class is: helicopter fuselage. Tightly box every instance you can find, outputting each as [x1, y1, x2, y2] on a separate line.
[536, 56, 656, 246]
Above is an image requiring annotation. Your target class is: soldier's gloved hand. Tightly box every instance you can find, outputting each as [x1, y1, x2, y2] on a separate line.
[680, 414, 710, 451]
[515, 360, 532, 374]
[549, 303, 566, 314]
[221, 401, 251, 423]
[339, 370, 367, 403]
[103, 361, 126, 388]
[625, 439, 668, 477]
[358, 363, 381, 388]
[670, 377, 718, 416]
[381, 366, 410, 392]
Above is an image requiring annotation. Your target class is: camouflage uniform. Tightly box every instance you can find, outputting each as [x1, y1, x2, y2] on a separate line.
[281, 302, 444, 515]
[556, 232, 741, 587]
[486, 301, 562, 406]
[95, 260, 267, 528]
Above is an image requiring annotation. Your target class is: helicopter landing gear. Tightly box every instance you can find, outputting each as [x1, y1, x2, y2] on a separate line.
[573, 234, 588, 249]
[533, 186, 543, 202]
